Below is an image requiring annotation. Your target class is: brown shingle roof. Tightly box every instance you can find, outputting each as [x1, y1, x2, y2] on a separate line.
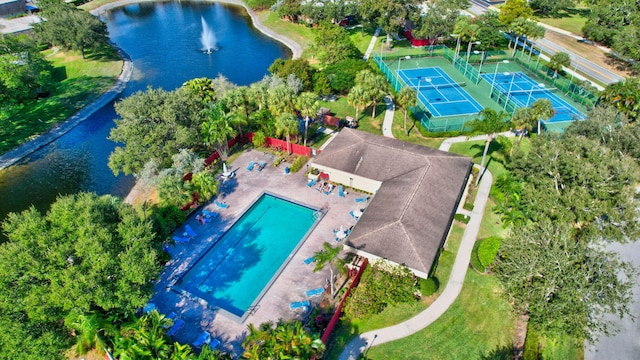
[312, 128, 471, 274]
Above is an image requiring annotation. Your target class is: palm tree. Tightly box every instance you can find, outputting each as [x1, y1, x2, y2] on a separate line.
[201, 103, 236, 160]
[248, 80, 270, 111]
[347, 85, 370, 121]
[295, 91, 320, 146]
[268, 84, 295, 117]
[530, 98, 554, 133]
[222, 87, 250, 136]
[547, 52, 571, 79]
[356, 70, 388, 120]
[396, 87, 417, 135]
[599, 78, 640, 122]
[114, 311, 173, 360]
[510, 107, 535, 143]
[511, 17, 530, 56]
[66, 312, 117, 356]
[242, 320, 323, 360]
[453, 16, 479, 59]
[275, 112, 299, 154]
[183, 77, 216, 105]
[313, 242, 345, 297]
[526, 23, 546, 59]
[464, 108, 510, 172]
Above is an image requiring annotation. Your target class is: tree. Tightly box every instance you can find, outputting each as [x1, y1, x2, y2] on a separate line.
[268, 58, 316, 92]
[33, 1, 109, 59]
[396, 87, 417, 135]
[0, 34, 54, 105]
[347, 85, 370, 121]
[108, 87, 203, 176]
[411, 0, 469, 40]
[473, 11, 509, 50]
[274, 112, 299, 154]
[311, 22, 359, 65]
[598, 78, 640, 123]
[313, 242, 345, 297]
[453, 15, 480, 56]
[506, 134, 640, 242]
[267, 84, 295, 116]
[242, 320, 324, 359]
[0, 193, 163, 356]
[464, 108, 510, 170]
[295, 91, 320, 146]
[511, 99, 553, 141]
[529, 0, 575, 16]
[356, 70, 388, 120]
[183, 77, 216, 105]
[498, 0, 533, 26]
[547, 52, 571, 78]
[525, 23, 546, 58]
[201, 102, 236, 160]
[494, 220, 635, 342]
[320, 59, 372, 94]
[359, 0, 421, 47]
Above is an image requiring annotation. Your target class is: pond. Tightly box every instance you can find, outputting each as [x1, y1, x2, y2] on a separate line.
[0, 1, 291, 225]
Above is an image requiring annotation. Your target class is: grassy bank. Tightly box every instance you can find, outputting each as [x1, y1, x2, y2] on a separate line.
[1, 47, 121, 155]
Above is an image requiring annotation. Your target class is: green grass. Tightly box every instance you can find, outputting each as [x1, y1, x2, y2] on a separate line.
[537, 7, 590, 35]
[256, 10, 315, 57]
[448, 140, 510, 180]
[366, 271, 515, 360]
[1, 48, 121, 155]
[346, 26, 377, 56]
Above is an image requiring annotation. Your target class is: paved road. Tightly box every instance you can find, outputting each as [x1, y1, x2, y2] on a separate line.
[465, 2, 625, 86]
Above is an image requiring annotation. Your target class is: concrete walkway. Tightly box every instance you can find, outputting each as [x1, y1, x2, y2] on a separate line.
[338, 128, 495, 359]
[362, 28, 381, 61]
[382, 96, 395, 138]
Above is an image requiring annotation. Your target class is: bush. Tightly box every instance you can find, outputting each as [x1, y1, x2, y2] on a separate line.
[289, 156, 309, 173]
[252, 131, 266, 147]
[463, 202, 474, 211]
[478, 236, 502, 268]
[454, 213, 470, 224]
[523, 325, 541, 360]
[344, 261, 417, 319]
[470, 240, 486, 273]
[419, 277, 439, 296]
[273, 156, 284, 167]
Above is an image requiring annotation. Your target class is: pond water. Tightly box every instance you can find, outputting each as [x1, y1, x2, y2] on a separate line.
[0, 2, 290, 224]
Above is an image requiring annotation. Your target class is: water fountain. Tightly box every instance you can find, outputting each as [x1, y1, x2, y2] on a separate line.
[200, 16, 218, 54]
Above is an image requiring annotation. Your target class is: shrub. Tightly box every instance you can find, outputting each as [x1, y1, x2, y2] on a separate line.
[419, 277, 439, 296]
[289, 156, 309, 173]
[273, 156, 284, 167]
[454, 213, 470, 224]
[470, 240, 486, 273]
[252, 131, 266, 147]
[463, 202, 474, 211]
[478, 236, 502, 268]
[523, 325, 541, 360]
[344, 261, 417, 319]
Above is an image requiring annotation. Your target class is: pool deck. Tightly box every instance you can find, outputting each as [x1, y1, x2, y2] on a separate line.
[149, 149, 365, 354]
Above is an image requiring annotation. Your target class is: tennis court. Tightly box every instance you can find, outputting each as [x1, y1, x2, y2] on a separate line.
[398, 67, 483, 117]
[482, 72, 585, 122]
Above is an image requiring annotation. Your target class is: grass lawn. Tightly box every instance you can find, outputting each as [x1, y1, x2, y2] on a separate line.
[256, 10, 315, 57]
[346, 26, 377, 56]
[365, 271, 515, 360]
[448, 137, 532, 181]
[536, 7, 589, 35]
[1, 48, 121, 155]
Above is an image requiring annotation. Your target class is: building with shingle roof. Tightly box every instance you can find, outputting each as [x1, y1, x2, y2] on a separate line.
[310, 128, 472, 278]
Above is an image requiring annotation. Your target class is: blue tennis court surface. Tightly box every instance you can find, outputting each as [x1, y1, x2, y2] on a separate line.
[398, 67, 483, 117]
[482, 72, 585, 122]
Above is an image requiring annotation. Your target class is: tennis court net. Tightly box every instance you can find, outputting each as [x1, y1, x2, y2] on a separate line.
[417, 82, 467, 90]
[503, 87, 557, 96]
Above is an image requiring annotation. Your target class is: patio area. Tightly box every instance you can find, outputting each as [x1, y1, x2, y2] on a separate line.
[149, 149, 367, 355]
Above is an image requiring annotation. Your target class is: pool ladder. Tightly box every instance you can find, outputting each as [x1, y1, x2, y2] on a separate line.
[312, 210, 322, 221]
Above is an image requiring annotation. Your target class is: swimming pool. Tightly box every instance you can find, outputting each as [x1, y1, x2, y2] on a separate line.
[173, 193, 320, 319]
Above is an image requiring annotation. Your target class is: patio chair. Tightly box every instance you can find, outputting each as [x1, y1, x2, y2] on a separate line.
[305, 287, 325, 298]
[307, 178, 317, 188]
[209, 338, 221, 350]
[202, 209, 218, 218]
[143, 303, 156, 314]
[289, 300, 310, 311]
[192, 331, 211, 348]
[214, 200, 229, 209]
[355, 196, 369, 203]
[172, 235, 190, 244]
[257, 161, 266, 171]
[185, 224, 197, 238]
[303, 256, 315, 265]
[338, 185, 345, 197]
[163, 312, 177, 329]
[246, 161, 254, 171]
[166, 319, 185, 337]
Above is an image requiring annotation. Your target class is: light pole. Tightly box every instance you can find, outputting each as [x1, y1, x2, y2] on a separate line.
[450, 34, 461, 62]
[503, 72, 516, 111]
[490, 60, 509, 98]
[466, 41, 481, 63]
[526, 83, 545, 107]
[396, 55, 410, 89]
[474, 50, 485, 84]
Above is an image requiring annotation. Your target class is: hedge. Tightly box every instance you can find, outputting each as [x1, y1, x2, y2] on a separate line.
[290, 156, 309, 173]
[478, 236, 502, 268]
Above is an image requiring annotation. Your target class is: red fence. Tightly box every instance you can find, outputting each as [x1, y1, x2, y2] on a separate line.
[404, 30, 437, 47]
[321, 257, 369, 344]
[263, 137, 311, 157]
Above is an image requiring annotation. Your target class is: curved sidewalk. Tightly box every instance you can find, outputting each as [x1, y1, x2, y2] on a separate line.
[339, 124, 494, 359]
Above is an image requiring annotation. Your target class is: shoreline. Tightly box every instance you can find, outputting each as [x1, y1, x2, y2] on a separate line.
[0, 0, 301, 171]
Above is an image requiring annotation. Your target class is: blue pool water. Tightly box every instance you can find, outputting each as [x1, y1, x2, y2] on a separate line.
[175, 193, 318, 318]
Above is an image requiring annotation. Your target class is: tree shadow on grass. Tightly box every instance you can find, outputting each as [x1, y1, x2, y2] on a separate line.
[479, 345, 515, 360]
